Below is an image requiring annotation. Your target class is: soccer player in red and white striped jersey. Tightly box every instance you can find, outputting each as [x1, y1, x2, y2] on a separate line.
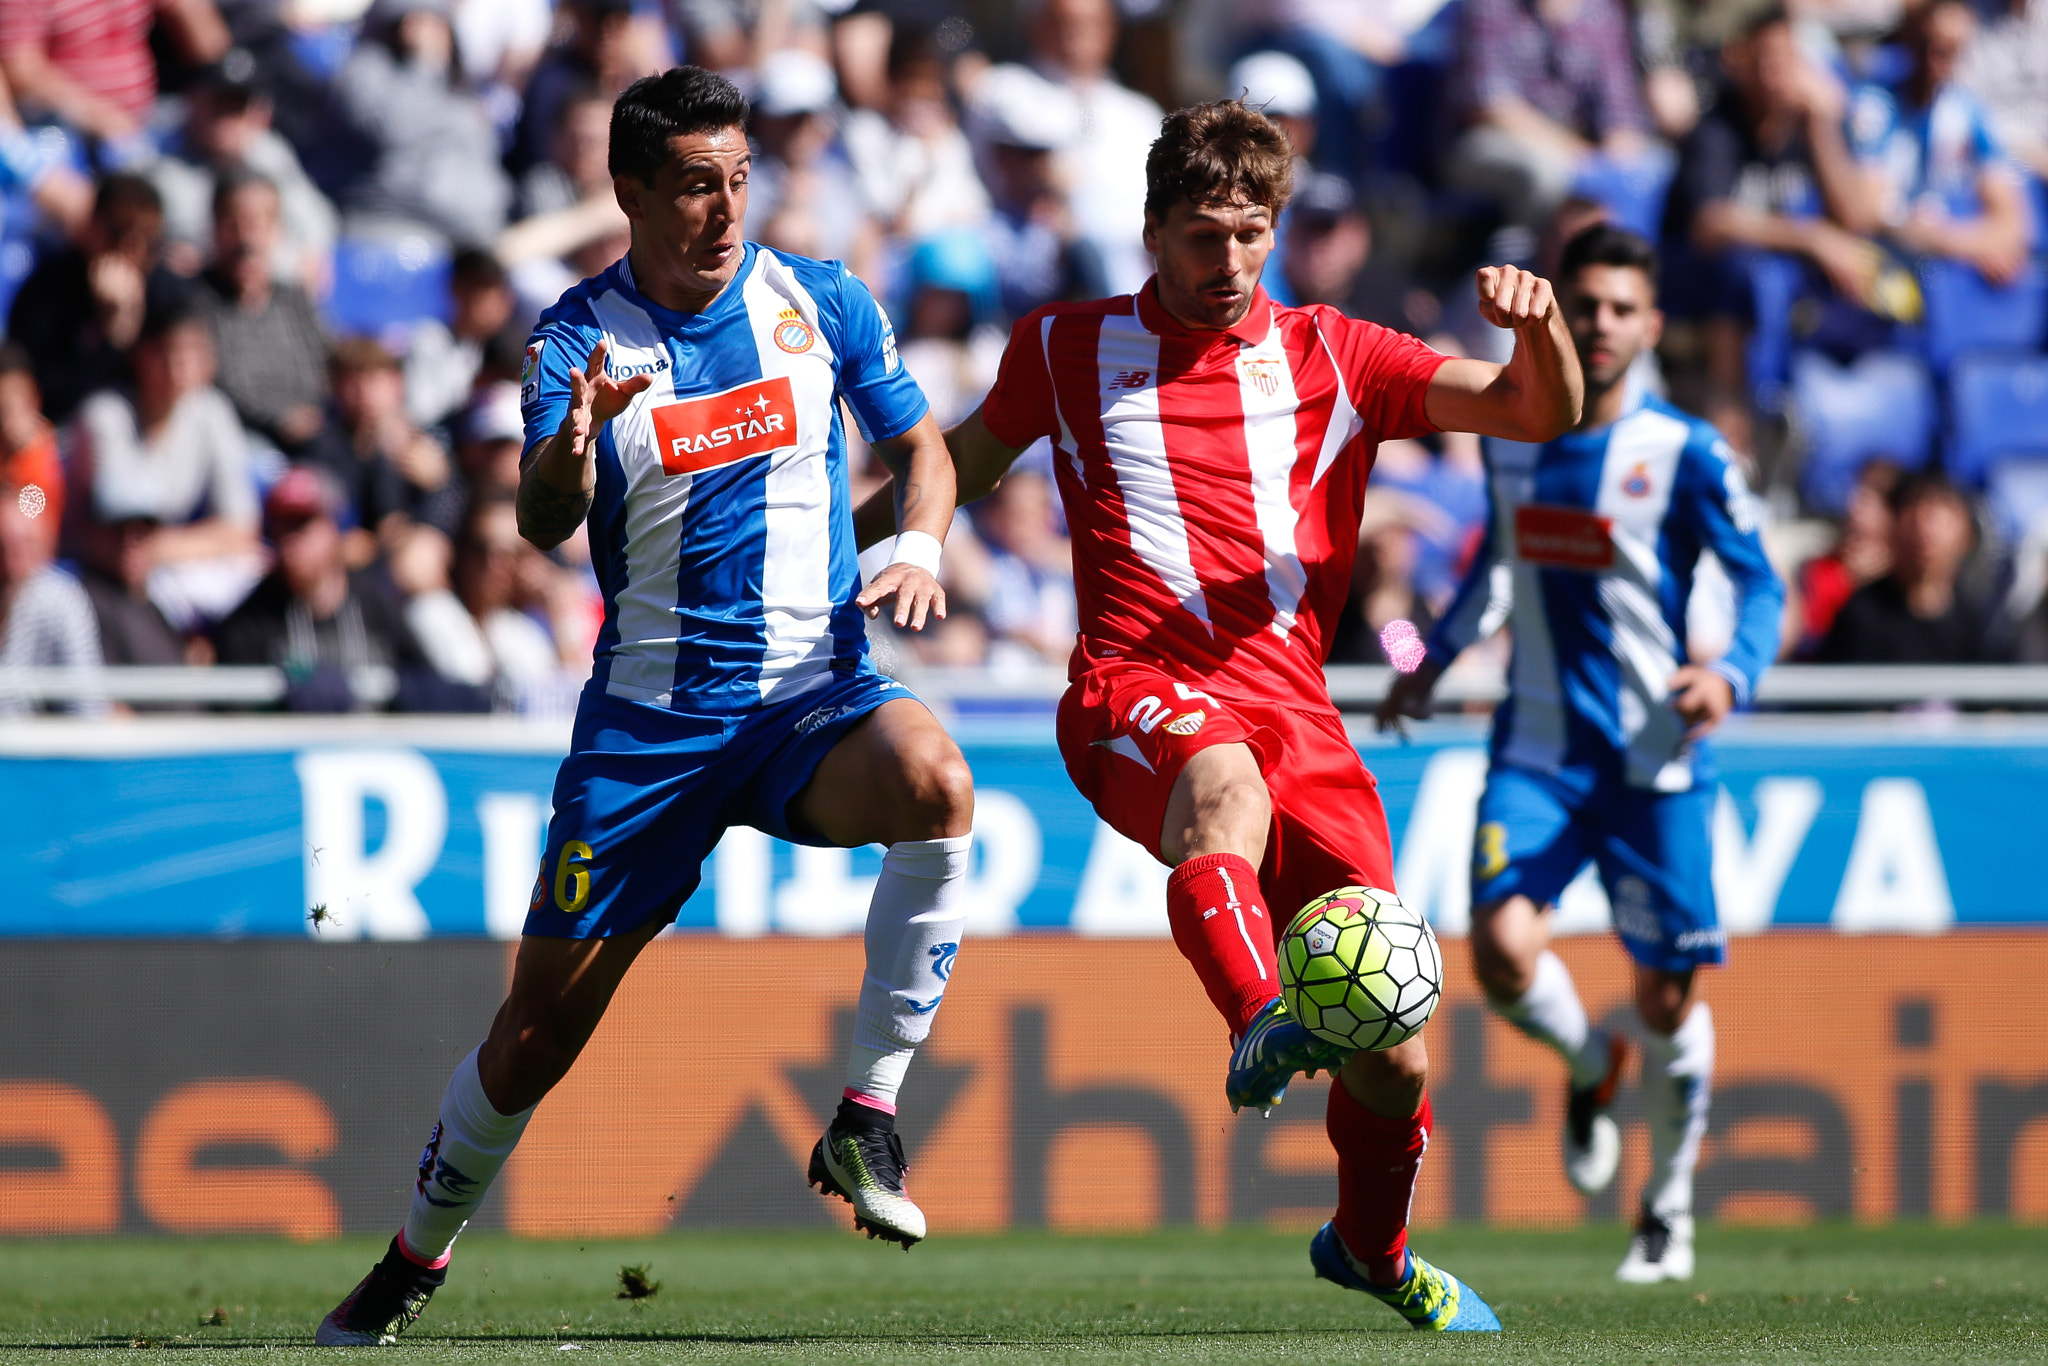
[866, 100, 1582, 1330]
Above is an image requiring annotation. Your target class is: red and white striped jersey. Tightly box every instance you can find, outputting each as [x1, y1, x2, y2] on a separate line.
[981, 283, 1450, 711]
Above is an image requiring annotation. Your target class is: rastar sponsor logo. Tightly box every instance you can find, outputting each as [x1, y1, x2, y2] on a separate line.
[652, 377, 798, 475]
[1514, 504, 1615, 571]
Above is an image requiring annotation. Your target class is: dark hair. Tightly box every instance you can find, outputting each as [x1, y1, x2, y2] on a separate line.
[0, 339, 32, 380]
[1737, 4, 1794, 41]
[211, 167, 278, 222]
[1558, 222, 1660, 289]
[886, 23, 944, 80]
[451, 246, 508, 292]
[1890, 468, 1969, 516]
[609, 67, 750, 184]
[138, 299, 206, 346]
[94, 173, 163, 223]
[1144, 100, 1294, 222]
[330, 333, 400, 375]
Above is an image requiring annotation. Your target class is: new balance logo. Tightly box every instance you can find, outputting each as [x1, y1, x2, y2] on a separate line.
[1106, 370, 1151, 390]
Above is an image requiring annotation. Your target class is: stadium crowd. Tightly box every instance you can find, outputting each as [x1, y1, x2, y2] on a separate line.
[0, 0, 2041, 714]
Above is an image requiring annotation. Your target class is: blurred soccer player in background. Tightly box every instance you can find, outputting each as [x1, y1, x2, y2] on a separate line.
[866, 99, 1584, 1332]
[1381, 224, 1786, 1283]
[317, 67, 977, 1345]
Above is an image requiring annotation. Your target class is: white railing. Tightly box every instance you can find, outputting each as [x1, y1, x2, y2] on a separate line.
[6, 663, 2048, 712]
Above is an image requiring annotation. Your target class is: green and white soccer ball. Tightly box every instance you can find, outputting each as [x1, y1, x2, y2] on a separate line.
[1279, 886, 1443, 1052]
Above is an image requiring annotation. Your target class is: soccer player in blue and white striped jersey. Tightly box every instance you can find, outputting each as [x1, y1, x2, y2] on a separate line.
[1380, 224, 1785, 1284]
[318, 68, 976, 1345]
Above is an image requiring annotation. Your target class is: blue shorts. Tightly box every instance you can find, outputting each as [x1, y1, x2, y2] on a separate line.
[524, 667, 915, 938]
[1471, 763, 1723, 972]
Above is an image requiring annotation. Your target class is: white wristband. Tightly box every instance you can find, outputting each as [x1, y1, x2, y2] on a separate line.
[889, 529, 944, 577]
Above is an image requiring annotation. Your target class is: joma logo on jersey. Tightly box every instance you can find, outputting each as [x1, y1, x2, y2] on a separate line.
[1106, 369, 1151, 390]
[651, 376, 797, 475]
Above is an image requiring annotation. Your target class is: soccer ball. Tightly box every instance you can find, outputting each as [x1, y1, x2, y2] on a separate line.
[1278, 886, 1443, 1052]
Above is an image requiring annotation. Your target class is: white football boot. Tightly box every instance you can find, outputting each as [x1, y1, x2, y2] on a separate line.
[1565, 1033, 1629, 1195]
[1616, 1207, 1695, 1283]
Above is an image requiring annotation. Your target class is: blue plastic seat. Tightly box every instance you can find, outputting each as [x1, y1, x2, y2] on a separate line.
[1743, 250, 1806, 414]
[1986, 459, 2048, 544]
[323, 235, 451, 342]
[1919, 257, 2048, 375]
[1948, 352, 2048, 486]
[1790, 348, 1936, 513]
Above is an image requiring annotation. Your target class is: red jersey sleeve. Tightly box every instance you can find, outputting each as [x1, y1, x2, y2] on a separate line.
[980, 309, 1059, 450]
[1319, 310, 1450, 442]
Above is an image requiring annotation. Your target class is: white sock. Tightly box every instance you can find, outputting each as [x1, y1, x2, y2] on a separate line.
[1491, 950, 1611, 1087]
[1640, 1002, 1715, 1220]
[845, 833, 972, 1113]
[400, 1047, 534, 1265]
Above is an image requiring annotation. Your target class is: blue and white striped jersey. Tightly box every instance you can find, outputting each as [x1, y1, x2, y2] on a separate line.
[520, 243, 928, 714]
[1425, 395, 1784, 791]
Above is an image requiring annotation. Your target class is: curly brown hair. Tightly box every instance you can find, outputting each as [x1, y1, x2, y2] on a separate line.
[1143, 99, 1295, 223]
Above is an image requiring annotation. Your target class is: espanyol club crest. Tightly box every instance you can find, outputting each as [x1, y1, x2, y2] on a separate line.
[773, 307, 816, 354]
[1623, 461, 1652, 498]
[1240, 356, 1283, 398]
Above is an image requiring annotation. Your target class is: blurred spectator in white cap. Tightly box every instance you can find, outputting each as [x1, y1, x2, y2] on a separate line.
[749, 48, 878, 278]
[148, 48, 337, 290]
[0, 472, 105, 717]
[326, 0, 512, 246]
[0, 0, 227, 158]
[967, 63, 1108, 319]
[845, 23, 990, 241]
[450, 0, 554, 119]
[1023, 0, 1163, 295]
[1230, 50, 1321, 169]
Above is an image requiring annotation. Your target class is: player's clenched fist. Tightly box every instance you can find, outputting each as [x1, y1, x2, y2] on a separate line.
[1474, 265, 1558, 331]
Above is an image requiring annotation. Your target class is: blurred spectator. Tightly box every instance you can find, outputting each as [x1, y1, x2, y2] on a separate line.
[1271, 170, 1425, 331]
[512, 0, 645, 178]
[1329, 501, 1437, 665]
[0, 475, 103, 716]
[77, 510, 185, 665]
[1024, 0, 1162, 293]
[0, 341, 61, 531]
[1229, 49, 1322, 171]
[451, 0, 553, 104]
[215, 467, 467, 711]
[405, 497, 570, 708]
[748, 50, 877, 277]
[1448, 0, 1655, 229]
[844, 24, 989, 241]
[1362, 435, 1488, 607]
[405, 247, 516, 431]
[966, 64, 1106, 320]
[0, 67, 94, 240]
[1958, 0, 2048, 183]
[516, 83, 615, 220]
[973, 468, 1076, 666]
[0, 0, 227, 155]
[326, 0, 511, 247]
[1795, 458, 1896, 653]
[1844, 0, 2031, 286]
[9, 174, 189, 424]
[197, 169, 330, 451]
[148, 48, 336, 287]
[68, 302, 261, 628]
[499, 85, 630, 319]
[670, 0, 829, 76]
[301, 335, 459, 544]
[454, 382, 527, 505]
[1662, 9, 1880, 430]
[895, 230, 1006, 430]
[1820, 471, 1997, 662]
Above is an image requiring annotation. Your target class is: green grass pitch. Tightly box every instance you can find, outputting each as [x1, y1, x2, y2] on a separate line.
[0, 1224, 2042, 1362]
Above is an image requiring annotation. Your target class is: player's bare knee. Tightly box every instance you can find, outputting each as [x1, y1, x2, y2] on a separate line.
[1342, 1037, 1429, 1115]
[1190, 775, 1270, 852]
[1470, 898, 1540, 1000]
[899, 743, 974, 839]
[1636, 970, 1693, 1035]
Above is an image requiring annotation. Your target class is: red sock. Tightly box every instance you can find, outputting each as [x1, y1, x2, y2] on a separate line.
[1166, 853, 1278, 1038]
[1327, 1081, 1432, 1285]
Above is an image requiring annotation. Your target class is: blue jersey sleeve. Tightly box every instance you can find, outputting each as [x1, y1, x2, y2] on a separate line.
[829, 266, 929, 443]
[519, 312, 600, 459]
[1424, 505, 1508, 668]
[1674, 428, 1785, 706]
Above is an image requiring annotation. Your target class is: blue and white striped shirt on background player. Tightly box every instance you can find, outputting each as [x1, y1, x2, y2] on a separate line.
[520, 242, 927, 714]
[1424, 395, 1784, 791]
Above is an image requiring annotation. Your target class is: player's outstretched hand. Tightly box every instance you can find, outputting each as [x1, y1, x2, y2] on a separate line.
[1474, 264, 1558, 331]
[564, 339, 655, 454]
[858, 564, 947, 631]
[1669, 663, 1736, 740]
[1374, 655, 1444, 734]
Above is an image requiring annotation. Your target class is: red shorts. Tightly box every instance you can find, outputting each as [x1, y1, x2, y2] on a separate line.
[1055, 660, 1397, 935]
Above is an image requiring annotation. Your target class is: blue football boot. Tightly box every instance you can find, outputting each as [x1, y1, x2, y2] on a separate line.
[1309, 1222, 1503, 1332]
[1225, 996, 1352, 1115]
